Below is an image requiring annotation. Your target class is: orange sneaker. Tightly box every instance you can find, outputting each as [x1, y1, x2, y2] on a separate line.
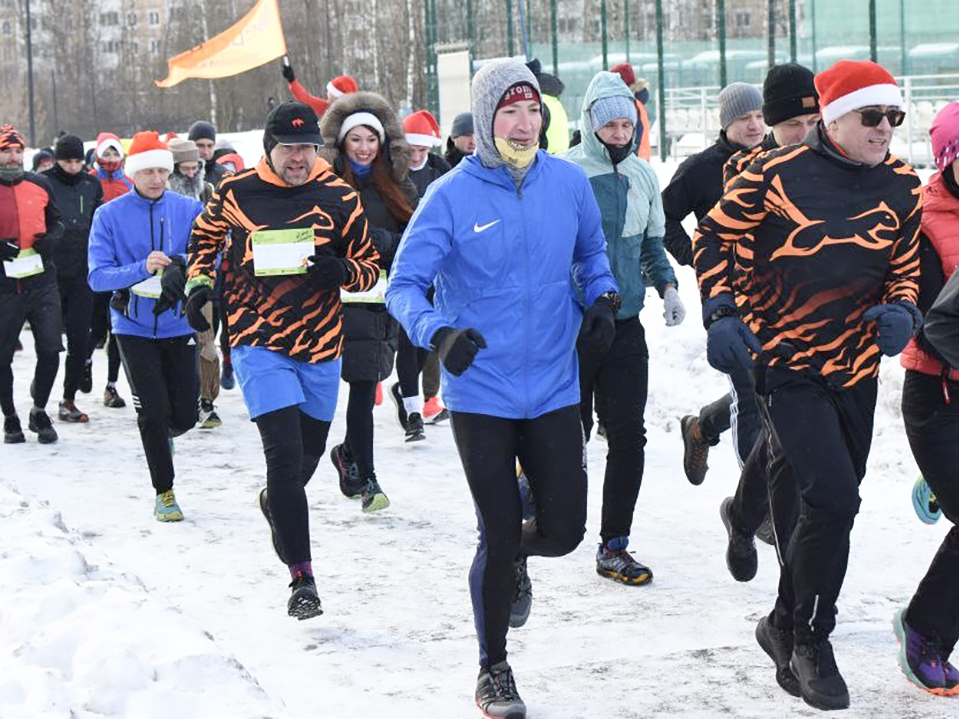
[423, 396, 449, 424]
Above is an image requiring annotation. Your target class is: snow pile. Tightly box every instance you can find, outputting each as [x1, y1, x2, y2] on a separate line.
[0, 481, 287, 719]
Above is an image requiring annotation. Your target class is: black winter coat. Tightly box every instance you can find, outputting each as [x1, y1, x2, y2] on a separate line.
[409, 153, 451, 198]
[43, 165, 103, 278]
[661, 131, 743, 266]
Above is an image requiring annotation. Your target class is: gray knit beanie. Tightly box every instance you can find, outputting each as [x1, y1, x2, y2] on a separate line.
[589, 95, 637, 132]
[471, 59, 541, 176]
[718, 82, 763, 130]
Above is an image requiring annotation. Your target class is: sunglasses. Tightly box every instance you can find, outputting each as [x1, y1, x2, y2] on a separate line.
[854, 108, 906, 128]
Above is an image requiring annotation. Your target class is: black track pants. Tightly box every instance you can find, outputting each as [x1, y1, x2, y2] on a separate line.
[0, 284, 62, 416]
[343, 379, 376, 478]
[577, 317, 648, 544]
[57, 272, 93, 401]
[450, 405, 587, 667]
[757, 366, 876, 641]
[117, 334, 198, 493]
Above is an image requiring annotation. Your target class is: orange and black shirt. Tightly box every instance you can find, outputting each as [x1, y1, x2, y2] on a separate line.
[187, 156, 380, 363]
[693, 127, 922, 388]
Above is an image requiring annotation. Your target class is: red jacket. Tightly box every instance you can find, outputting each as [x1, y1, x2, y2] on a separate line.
[0, 171, 63, 292]
[901, 171, 959, 380]
[91, 165, 132, 203]
[288, 80, 330, 119]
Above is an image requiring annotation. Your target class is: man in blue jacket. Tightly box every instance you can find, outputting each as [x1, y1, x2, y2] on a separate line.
[387, 59, 618, 719]
[88, 132, 203, 522]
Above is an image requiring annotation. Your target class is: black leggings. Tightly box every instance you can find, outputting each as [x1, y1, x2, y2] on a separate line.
[451, 405, 587, 668]
[255, 406, 331, 566]
[343, 379, 376, 478]
[396, 327, 428, 398]
[902, 370, 959, 657]
[89, 292, 121, 383]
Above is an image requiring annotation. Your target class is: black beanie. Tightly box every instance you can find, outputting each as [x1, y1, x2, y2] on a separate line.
[188, 120, 216, 143]
[54, 134, 85, 161]
[762, 63, 820, 127]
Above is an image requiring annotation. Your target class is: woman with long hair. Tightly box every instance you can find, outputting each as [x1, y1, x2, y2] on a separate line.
[319, 92, 418, 512]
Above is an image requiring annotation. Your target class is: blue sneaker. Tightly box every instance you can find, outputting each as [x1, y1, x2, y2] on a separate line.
[912, 476, 941, 525]
[154, 490, 184, 522]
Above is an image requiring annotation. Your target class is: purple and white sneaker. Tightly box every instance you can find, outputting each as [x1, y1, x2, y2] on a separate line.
[893, 608, 948, 695]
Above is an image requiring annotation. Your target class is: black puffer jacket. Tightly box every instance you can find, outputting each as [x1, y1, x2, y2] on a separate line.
[319, 91, 419, 382]
[410, 153, 451, 198]
[661, 131, 743, 266]
[43, 164, 103, 278]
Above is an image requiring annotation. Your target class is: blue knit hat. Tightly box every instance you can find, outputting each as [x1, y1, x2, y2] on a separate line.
[589, 95, 637, 132]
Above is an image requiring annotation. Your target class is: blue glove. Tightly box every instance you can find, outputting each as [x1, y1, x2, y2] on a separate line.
[863, 302, 922, 356]
[707, 316, 762, 373]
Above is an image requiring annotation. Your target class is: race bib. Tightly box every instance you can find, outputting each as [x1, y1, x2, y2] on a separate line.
[251, 228, 315, 277]
[3, 249, 44, 279]
[342, 270, 388, 304]
[132, 267, 163, 299]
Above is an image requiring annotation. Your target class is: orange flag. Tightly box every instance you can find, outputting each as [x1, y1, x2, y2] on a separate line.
[156, 0, 287, 88]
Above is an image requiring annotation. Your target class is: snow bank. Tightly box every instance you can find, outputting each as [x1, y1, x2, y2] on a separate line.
[0, 481, 288, 719]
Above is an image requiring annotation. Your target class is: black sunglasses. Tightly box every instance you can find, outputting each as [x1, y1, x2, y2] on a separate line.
[854, 108, 906, 128]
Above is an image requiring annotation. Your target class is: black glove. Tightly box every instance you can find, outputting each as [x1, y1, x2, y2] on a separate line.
[578, 294, 619, 353]
[153, 256, 187, 316]
[282, 61, 295, 83]
[184, 285, 213, 332]
[431, 326, 487, 376]
[0, 238, 18, 262]
[307, 254, 349, 290]
[863, 302, 923, 356]
[31, 233, 53, 259]
[109, 289, 130, 316]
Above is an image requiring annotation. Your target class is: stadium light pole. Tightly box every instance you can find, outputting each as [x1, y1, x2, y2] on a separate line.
[869, 0, 877, 63]
[717, 0, 727, 87]
[25, 0, 36, 146]
[655, 0, 666, 161]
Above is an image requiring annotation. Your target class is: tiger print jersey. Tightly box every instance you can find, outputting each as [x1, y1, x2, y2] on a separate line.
[188, 157, 380, 363]
[694, 134, 922, 388]
[722, 134, 779, 190]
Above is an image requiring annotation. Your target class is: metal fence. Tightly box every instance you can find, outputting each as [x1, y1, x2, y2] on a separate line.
[661, 73, 959, 165]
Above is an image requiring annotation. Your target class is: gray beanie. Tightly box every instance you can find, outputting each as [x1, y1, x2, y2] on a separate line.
[718, 82, 763, 130]
[589, 95, 637, 132]
[451, 112, 474, 138]
[471, 59, 541, 174]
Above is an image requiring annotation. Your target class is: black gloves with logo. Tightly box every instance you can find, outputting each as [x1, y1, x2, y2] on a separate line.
[578, 294, 619, 353]
[431, 326, 487, 376]
[153, 256, 187, 316]
[184, 285, 213, 332]
[0, 238, 18, 262]
[307, 254, 350, 290]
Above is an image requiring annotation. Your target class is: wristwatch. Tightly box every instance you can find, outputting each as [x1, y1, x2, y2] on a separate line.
[707, 304, 738, 328]
[598, 291, 622, 314]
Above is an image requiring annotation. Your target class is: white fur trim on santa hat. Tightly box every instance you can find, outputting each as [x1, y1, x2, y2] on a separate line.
[821, 83, 904, 126]
[96, 137, 125, 159]
[327, 81, 345, 99]
[337, 112, 386, 144]
[405, 132, 442, 148]
[124, 148, 174, 178]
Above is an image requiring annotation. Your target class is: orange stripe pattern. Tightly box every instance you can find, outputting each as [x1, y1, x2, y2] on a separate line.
[694, 144, 922, 388]
[187, 157, 380, 363]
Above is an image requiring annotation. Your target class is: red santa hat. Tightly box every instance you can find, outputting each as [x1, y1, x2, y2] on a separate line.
[95, 132, 125, 160]
[326, 75, 358, 99]
[403, 110, 442, 148]
[815, 60, 903, 126]
[124, 131, 174, 177]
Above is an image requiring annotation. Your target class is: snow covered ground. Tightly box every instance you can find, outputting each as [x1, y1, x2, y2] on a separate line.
[2, 158, 953, 718]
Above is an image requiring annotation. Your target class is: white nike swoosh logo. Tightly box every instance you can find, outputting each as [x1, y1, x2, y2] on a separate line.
[473, 219, 501, 233]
